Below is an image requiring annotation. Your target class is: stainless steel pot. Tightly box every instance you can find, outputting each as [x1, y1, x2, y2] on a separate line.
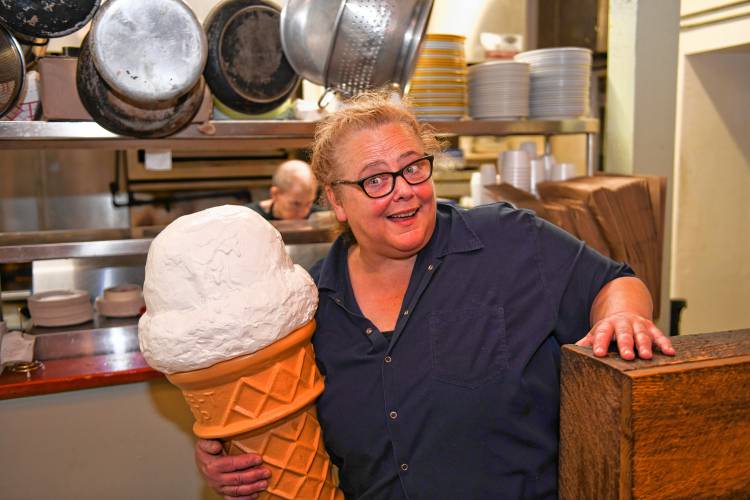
[0, 24, 25, 118]
[77, 35, 205, 139]
[281, 0, 433, 98]
[89, 0, 207, 105]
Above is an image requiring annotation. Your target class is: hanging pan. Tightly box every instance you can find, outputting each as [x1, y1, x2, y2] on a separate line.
[0, 0, 100, 38]
[76, 35, 205, 139]
[203, 0, 300, 115]
[88, 0, 207, 105]
[0, 24, 25, 119]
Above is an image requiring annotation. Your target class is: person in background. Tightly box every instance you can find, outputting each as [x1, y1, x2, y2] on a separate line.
[247, 159, 323, 220]
[196, 91, 675, 500]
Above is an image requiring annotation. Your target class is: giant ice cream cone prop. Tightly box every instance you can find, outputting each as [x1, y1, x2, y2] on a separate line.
[138, 205, 343, 499]
[167, 320, 342, 499]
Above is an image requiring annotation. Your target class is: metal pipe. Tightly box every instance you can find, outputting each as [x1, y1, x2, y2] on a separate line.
[586, 133, 596, 176]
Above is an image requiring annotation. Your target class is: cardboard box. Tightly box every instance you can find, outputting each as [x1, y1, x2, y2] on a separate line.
[38, 56, 91, 121]
[560, 329, 750, 499]
[38, 56, 212, 123]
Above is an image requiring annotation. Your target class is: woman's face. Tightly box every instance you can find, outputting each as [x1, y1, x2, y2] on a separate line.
[325, 121, 437, 260]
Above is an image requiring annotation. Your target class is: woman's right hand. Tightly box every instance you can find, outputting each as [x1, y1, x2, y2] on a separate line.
[195, 439, 271, 499]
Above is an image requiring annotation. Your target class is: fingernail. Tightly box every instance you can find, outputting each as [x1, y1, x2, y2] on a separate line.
[623, 349, 632, 357]
[259, 481, 268, 489]
[594, 347, 605, 356]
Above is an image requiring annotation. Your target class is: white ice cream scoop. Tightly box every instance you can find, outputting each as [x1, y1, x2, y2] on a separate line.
[138, 205, 318, 374]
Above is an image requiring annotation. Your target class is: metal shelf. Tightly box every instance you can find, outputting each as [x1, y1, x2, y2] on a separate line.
[0, 118, 599, 150]
[0, 239, 153, 264]
[0, 220, 336, 264]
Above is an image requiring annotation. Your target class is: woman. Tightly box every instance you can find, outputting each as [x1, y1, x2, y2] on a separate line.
[196, 91, 674, 499]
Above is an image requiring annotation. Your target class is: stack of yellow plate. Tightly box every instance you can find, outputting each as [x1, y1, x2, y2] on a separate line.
[407, 34, 467, 121]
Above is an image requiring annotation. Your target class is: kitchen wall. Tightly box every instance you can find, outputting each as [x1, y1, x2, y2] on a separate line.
[427, 0, 530, 61]
[672, 2, 750, 334]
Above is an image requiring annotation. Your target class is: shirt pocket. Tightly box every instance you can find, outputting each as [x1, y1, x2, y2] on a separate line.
[429, 305, 509, 389]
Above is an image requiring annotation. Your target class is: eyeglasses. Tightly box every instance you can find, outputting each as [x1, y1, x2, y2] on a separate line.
[331, 154, 434, 199]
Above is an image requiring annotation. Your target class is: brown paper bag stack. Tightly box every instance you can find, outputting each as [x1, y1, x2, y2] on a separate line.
[485, 175, 666, 318]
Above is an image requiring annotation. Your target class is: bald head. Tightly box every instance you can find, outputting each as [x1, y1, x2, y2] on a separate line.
[269, 160, 318, 219]
[272, 160, 317, 193]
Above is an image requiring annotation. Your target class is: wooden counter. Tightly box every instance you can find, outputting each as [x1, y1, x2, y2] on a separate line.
[0, 321, 163, 399]
[0, 349, 162, 400]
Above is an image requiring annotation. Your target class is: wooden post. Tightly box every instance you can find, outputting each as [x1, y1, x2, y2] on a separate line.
[560, 329, 750, 499]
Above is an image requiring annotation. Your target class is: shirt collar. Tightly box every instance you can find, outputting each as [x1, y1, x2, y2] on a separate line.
[317, 202, 483, 293]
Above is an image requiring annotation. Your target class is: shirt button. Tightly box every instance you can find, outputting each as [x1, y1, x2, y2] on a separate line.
[334, 298, 341, 304]
[400, 463, 409, 471]
[403, 309, 409, 316]
[365, 327, 373, 335]
[384, 355, 392, 363]
[389, 411, 398, 419]
[427, 264, 434, 272]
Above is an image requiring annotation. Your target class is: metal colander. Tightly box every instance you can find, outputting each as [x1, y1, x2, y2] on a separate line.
[281, 0, 433, 98]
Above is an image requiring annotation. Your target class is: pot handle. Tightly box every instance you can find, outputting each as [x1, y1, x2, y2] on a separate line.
[317, 87, 338, 110]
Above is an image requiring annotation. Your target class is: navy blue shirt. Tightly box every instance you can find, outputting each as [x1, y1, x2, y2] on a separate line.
[310, 202, 633, 499]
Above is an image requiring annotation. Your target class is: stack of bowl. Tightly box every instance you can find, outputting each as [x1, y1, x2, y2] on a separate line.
[407, 34, 467, 121]
[514, 47, 592, 119]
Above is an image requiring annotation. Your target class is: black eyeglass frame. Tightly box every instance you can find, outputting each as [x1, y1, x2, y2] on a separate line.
[331, 154, 435, 199]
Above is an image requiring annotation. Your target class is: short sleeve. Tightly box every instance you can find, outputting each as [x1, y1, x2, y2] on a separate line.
[532, 216, 634, 344]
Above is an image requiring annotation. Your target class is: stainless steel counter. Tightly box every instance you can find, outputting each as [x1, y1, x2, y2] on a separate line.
[32, 321, 140, 361]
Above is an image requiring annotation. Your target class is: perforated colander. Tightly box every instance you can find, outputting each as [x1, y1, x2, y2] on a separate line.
[281, 0, 433, 99]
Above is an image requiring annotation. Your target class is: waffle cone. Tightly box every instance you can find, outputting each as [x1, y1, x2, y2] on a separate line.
[167, 320, 343, 499]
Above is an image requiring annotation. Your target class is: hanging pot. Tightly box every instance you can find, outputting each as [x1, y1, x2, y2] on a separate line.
[0, 0, 100, 38]
[0, 24, 25, 118]
[88, 0, 207, 105]
[76, 35, 205, 139]
[203, 0, 300, 115]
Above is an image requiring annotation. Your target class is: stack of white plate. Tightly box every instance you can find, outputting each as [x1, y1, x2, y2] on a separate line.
[468, 61, 529, 119]
[408, 34, 467, 121]
[514, 47, 592, 119]
[96, 284, 146, 318]
[28, 289, 94, 327]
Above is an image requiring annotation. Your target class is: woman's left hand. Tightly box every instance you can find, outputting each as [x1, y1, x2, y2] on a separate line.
[576, 311, 676, 360]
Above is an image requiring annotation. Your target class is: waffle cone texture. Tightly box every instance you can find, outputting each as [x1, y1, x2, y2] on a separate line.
[167, 320, 343, 499]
